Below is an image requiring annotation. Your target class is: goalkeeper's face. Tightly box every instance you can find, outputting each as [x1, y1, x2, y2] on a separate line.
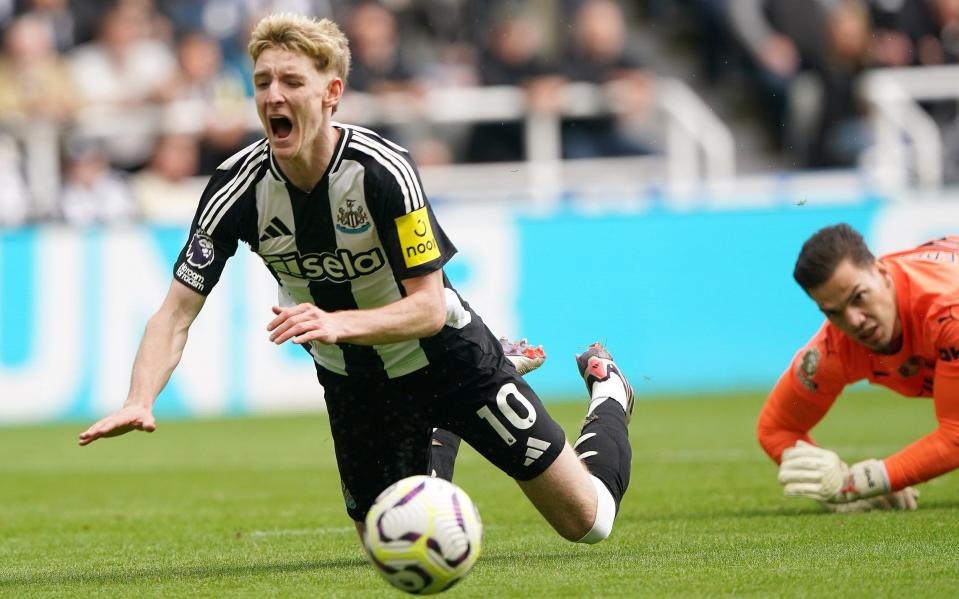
[253, 47, 341, 161]
[809, 258, 901, 354]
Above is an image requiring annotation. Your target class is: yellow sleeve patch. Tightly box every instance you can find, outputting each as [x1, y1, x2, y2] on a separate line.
[395, 207, 441, 268]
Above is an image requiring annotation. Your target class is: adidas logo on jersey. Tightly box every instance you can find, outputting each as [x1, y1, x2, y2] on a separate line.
[259, 217, 293, 242]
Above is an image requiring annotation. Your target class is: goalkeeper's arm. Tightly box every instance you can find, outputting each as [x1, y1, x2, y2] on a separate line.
[882, 375, 959, 489]
[757, 370, 836, 463]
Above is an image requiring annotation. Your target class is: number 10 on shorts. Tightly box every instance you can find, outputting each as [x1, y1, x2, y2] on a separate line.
[476, 383, 537, 446]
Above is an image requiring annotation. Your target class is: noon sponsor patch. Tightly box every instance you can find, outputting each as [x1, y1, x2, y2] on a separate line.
[395, 206, 440, 268]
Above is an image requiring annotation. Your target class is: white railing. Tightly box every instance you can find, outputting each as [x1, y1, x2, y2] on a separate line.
[337, 77, 736, 198]
[2, 78, 735, 217]
[860, 66, 958, 190]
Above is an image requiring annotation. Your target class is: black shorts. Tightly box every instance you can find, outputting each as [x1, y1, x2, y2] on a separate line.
[316, 327, 566, 522]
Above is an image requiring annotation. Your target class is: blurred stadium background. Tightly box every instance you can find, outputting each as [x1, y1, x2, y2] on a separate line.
[4, 0, 959, 425]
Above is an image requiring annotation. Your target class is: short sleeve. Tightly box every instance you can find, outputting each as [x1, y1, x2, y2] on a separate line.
[367, 153, 456, 280]
[172, 169, 244, 295]
[785, 323, 857, 402]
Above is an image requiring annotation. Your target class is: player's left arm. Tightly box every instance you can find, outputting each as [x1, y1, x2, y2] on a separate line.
[267, 269, 446, 346]
[879, 375, 959, 489]
[882, 312, 959, 489]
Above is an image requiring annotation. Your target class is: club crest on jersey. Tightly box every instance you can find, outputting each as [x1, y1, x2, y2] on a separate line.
[186, 230, 215, 269]
[797, 347, 820, 392]
[335, 198, 371, 234]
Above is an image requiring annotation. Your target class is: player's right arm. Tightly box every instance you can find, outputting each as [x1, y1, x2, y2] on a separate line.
[764, 325, 921, 510]
[757, 325, 847, 462]
[78, 280, 206, 446]
[757, 372, 833, 463]
[78, 143, 257, 446]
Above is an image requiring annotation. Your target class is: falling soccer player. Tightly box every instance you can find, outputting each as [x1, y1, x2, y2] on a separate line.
[79, 13, 636, 547]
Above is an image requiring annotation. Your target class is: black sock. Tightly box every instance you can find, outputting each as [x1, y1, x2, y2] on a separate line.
[574, 400, 631, 511]
[428, 428, 462, 481]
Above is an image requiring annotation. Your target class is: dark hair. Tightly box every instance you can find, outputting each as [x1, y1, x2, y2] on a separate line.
[793, 223, 875, 292]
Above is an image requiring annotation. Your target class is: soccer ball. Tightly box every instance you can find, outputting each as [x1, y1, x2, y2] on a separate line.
[364, 475, 482, 595]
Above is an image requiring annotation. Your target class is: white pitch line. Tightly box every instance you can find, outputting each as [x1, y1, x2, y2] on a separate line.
[248, 527, 355, 537]
[247, 523, 510, 538]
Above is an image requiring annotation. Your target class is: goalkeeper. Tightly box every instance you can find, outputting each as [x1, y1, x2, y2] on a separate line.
[758, 224, 959, 512]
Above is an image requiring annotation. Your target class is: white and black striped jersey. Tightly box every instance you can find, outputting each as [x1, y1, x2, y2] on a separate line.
[173, 123, 481, 379]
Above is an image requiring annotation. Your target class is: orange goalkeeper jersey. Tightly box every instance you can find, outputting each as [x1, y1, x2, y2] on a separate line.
[758, 236, 959, 490]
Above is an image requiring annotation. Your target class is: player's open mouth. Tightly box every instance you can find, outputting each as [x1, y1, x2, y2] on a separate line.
[269, 116, 293, 140]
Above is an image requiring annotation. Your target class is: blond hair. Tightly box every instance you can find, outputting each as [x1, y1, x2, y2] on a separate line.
[248, 13, 351, 82]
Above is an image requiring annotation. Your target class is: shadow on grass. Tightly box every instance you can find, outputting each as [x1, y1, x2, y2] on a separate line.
[0, 557, 369, 587]
[1, 552, 592, 588]
[635, 499, 959, 523]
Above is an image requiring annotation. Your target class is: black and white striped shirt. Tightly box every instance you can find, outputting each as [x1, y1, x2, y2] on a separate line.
[173, 123, 478, 379]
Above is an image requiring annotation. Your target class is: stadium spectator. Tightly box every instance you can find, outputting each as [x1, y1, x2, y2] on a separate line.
[345, 1, 419, 94]
[130, 132, 205, 222]
[866, 0, 931, 67]
[58, 137, 137, 225]
[343, 2, 454, 164]
[680, 0, 742, 85]
[758, 224, 959, 513]
[560, 0, 654, 159]
[0, 13, 76, 123]
[466, 7, 563, 163]
[162, 31, 253, 174]
[916, 0, 959, 65]
[17, 0, 79, 53]
[78, 13, 637, 550]
[725, 0, 828, 153]
[804, 0, 875, 167]
[67, 3, 177, 171]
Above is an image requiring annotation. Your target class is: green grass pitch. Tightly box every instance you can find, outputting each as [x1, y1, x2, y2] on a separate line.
[3, 389, 959, 598]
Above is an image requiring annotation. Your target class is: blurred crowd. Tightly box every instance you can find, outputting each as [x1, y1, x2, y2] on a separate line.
[1, 0, 958, 226]
[0, 0, 652, 226]
[683, 0, 959, 168]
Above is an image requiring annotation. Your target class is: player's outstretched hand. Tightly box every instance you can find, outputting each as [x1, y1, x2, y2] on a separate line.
[267, 304, 339, 345]
[78, 405, 156, 446]
[820, 487, 920, 513]
[778, 440, 847, 502]
[779, 440, 890, 504]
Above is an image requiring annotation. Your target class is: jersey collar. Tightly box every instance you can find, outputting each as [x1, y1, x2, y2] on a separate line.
[267, 124, 351, 189]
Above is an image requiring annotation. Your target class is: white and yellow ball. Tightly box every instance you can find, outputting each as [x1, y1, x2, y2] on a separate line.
[364, 475, 482, 595]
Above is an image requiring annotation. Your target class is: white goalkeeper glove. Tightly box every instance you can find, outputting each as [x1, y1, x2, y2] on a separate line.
[820, 487, 919, 513]
[778, 440, 890, 504]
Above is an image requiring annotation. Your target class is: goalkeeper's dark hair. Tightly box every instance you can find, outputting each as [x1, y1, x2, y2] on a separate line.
[793, 223, 875, 292]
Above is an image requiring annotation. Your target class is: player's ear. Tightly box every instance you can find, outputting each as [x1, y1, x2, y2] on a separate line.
[325, 77, 344, 110]
[875, 260, 893, 286]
